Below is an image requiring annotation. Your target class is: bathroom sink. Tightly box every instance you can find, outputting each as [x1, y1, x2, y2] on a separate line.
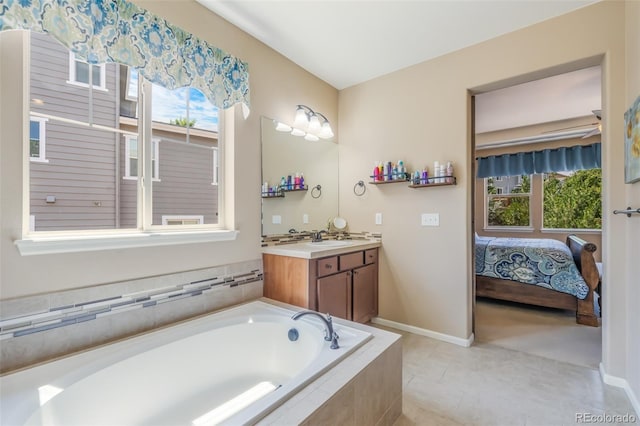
[306, 240, 353, 247]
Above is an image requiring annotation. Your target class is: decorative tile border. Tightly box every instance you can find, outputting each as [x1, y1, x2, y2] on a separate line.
[0, 269, 262, 341]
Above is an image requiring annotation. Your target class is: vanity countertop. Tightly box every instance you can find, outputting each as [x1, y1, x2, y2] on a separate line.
[262, 239, 381, 259]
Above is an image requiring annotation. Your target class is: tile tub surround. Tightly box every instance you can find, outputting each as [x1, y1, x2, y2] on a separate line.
[257, 298, 403, 426]
[0, 260, 263, 374]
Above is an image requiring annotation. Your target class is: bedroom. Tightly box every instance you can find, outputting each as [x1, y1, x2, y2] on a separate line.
[1, 0, 638, 423]
[473, 66, 604, 367]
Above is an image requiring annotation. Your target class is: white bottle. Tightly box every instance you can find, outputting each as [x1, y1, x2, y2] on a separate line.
[446, 161, 454, 183]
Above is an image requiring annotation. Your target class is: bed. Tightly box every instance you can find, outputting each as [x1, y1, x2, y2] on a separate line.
[475, 234, 600, 326]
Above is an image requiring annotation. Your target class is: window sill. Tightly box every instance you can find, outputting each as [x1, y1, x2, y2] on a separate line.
[29, 158, 49, 163]
[541, 228, 602, 234]
[14, 229, 239, 256]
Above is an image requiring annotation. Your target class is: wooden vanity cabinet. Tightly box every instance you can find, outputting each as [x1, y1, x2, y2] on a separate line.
[263, 247, 378, 323]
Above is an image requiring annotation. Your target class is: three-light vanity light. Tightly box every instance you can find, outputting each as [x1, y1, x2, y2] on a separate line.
[274, 104, 334, 141]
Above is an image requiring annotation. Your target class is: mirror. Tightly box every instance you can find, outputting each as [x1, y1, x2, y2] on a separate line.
[261, 116, 338, 235]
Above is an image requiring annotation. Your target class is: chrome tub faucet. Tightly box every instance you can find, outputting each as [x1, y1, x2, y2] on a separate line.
[291, 310, 339, 349]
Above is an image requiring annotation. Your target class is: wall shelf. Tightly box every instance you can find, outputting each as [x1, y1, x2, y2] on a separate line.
[369, 174, 410, 185]
[261, 185, 308, 198]
[408, 176, 456, 188]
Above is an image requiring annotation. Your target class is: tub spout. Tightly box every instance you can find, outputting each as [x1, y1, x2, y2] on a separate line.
[291, 311, 339, 349]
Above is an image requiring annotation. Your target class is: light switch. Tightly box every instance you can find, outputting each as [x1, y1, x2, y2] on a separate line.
[421, 213, 439, 227]
[303, 214, 309, 224]
[272, 215, 282, 224]
[375, 212, 383, 225]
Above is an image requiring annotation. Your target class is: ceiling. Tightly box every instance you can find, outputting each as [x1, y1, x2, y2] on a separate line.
[197, 0, 600, 90]
[196, 0, 602, 132]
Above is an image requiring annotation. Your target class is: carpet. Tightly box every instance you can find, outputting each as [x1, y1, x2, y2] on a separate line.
[474, 297, 602, 369]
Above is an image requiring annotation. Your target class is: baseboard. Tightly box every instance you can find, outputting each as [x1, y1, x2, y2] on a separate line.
[371, 317, 474, 347]
[599, 363, 640, 416]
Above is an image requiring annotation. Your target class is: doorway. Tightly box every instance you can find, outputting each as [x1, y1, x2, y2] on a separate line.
[470, 65, 604, 369]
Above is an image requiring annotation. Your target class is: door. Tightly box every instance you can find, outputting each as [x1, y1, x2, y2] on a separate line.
[352, 263, 377, 323]
[317, 271, 351, 320]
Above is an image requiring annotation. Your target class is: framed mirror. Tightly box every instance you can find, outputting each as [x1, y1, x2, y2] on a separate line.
[261, 116, 338, 235]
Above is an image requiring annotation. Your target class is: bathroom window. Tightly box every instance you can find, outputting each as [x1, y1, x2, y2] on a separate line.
[23, 31, 227, 239]
[485, 175, 531, 228]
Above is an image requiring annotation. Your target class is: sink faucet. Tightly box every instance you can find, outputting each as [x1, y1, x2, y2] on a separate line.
[311, 230, 328, 242]
[291, 311, 339, 349]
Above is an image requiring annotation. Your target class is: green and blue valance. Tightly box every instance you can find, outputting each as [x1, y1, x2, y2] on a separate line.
[0, 0, 250, 117]
[477, 143, 601, 178]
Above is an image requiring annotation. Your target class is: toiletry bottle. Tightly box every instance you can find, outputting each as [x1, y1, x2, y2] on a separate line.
[387, 161, 393, 181]
[446, 161, 454, 183]
[299, 173, 305, 189]
[414, 171, 420, 185]
[280, 176, 286, 191]
[294, 173, 300, 189]
[398, 160, 405, 180]
[287, 175, 292, 190]
[373, 162, 380, 182]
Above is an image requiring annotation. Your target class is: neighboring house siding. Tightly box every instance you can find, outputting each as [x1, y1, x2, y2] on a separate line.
[29, 32, 119, 231]
[151, 140, 218, 225]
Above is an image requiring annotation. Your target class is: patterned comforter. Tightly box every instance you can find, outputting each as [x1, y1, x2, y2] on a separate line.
[475, 236, 589, 299]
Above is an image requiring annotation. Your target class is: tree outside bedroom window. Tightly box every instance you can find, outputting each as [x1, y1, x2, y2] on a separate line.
[486, 175, 531, 227]
[543, 168, 602, 230]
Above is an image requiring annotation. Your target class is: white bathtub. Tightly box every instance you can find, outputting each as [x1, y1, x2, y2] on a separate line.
[0, 300, 372, 426]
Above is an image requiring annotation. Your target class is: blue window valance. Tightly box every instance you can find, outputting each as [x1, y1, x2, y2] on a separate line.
[0, 0, 250, 117]
[477, 143, 601, 178]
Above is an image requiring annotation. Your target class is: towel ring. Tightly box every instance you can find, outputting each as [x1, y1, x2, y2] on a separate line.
[353, 180, 366, 196]
[311, 184, 322, 199]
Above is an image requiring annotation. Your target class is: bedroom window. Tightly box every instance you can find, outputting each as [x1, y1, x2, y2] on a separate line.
[486, 175, 531, 227]
[543, 168, 602, 230]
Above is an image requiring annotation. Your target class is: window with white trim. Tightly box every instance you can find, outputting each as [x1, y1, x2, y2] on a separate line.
[542, 169, 601, 230]
[124, 136, 159, 180]
[29, 116, 47, 161]
[212, 147, 219, 185]
[24, 31, 224, 236]
[68, 52, 106, 90]
[485, 175, 531, 228]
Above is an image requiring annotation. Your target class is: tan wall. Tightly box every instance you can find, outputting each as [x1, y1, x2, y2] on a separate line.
[338, 0, 628, 362]
[0, 0, 338, 298]
[624, 0, 640, 409]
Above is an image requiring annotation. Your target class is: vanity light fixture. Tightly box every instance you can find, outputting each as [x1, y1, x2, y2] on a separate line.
[274, 105, 334, 141]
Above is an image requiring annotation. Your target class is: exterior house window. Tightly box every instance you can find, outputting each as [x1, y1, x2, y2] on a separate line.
[485, 175, 531, 228]
[161, 215, 204, 225]
[542, 169, 602, 230]
[124, 136, 159, 180]
[68, 52, 106, 90]
[29, 116, 47, 162]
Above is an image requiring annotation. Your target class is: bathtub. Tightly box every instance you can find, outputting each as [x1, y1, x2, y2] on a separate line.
[0, 300, 372, 426]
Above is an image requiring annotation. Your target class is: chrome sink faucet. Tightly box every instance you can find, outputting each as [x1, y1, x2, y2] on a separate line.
[291, 310, 339, 349]
[311, 230, 328, 242]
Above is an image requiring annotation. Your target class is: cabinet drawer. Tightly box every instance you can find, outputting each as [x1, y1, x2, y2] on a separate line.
[364, 249, 378, 265]
[339, 251, 364, 271]
[317, 256, 338, 277]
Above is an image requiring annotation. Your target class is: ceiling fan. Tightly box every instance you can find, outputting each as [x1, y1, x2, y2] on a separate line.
[541, 109, 601, 139]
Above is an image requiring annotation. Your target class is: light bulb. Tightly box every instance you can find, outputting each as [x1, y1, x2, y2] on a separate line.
[304, 133, 319, 141]
[308, 114, 321, 134]
[293, 107, 309, 129]
[318, 122, 334, 139]
[274, 121, 292, 132]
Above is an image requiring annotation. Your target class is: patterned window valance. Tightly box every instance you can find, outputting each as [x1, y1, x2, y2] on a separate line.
[477, 143, 601, 178]
[0, 0, 250, 117]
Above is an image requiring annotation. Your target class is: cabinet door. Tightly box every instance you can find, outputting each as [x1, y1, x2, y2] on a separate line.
[317, 271, 352, 320]
[352, 263, 377, 323]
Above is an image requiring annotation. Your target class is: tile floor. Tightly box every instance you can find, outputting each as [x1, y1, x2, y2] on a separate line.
[388, 328, 637, 426]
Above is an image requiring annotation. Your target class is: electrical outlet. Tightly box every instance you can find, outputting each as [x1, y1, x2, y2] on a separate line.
[272, 215, 282, 224]
[303, 214, 309, 224]
[375, 212, 383, 225]
[421, 213, 439, 227]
